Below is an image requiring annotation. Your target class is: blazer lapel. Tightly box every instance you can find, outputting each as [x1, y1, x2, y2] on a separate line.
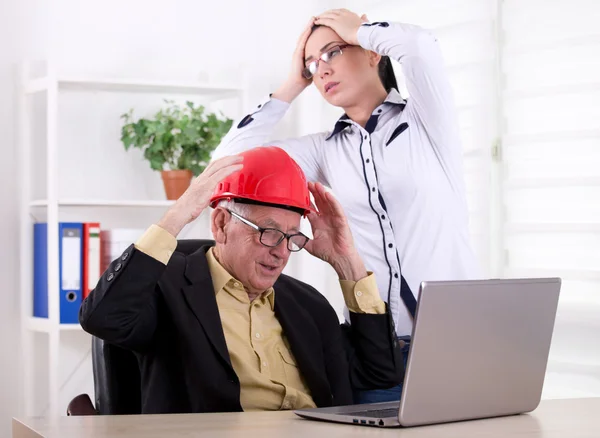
[182, 245, 233, 370]
[274, 285, 333, 406]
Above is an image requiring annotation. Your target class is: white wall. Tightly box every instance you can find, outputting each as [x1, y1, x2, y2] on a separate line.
[1, 1, 51, 433]
[4, 0, 600, 432]
[0, 0, 28, 434]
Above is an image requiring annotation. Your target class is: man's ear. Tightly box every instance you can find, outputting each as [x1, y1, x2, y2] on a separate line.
[211, 208, 229, 244]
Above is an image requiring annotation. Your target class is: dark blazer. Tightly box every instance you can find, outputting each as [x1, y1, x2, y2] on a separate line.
[79, 243, 404, 414]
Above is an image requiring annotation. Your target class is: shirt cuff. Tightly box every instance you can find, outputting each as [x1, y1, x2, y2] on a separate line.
[134, 224, 178, 265]
[357, 23, 375, 52]
[339, 272, 386, 314]
[256, 94, 291, 113]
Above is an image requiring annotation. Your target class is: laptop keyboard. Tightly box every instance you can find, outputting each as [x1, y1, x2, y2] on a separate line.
[344, 407, 399, 418]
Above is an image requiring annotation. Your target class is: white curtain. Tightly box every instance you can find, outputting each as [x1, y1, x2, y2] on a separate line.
[501, 0, 600, 398]
[325, 0, 600, 398]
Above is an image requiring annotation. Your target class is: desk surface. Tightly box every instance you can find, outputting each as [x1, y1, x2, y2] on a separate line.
[13, 397, 600, 438]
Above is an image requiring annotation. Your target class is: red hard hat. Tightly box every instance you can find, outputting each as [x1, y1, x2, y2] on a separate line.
[209, 146, 312, 216]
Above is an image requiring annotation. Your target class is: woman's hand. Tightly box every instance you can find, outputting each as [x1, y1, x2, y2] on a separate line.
[314, 9, 368, 46]
[272, 17, 316, 103]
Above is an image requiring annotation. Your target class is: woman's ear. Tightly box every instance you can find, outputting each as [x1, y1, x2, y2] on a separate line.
[211, 208, 229, 244]
[368, 50, 382, 68]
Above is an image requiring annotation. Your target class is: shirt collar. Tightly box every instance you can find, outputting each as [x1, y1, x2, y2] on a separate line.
[325, 89, 406, 141]
[383, 88, 407, 106]
[325, 114, 351, 141]
[206, 247, 275, 309]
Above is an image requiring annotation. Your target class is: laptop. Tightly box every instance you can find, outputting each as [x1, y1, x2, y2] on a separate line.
[295, 277, 561, 427]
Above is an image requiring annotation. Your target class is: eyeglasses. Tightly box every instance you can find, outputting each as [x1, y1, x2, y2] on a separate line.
[302, 44, 352, 80]
[227, 210, 309, 252]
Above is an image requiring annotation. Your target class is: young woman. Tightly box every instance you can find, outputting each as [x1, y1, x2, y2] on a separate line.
[212, 9, 480, 402]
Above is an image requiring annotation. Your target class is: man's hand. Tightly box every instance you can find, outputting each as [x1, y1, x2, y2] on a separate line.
[304, 182, 368, 281]
[157, 155, 243, 237]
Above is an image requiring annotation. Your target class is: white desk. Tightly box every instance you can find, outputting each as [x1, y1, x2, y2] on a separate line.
[12, 397, 600, 438]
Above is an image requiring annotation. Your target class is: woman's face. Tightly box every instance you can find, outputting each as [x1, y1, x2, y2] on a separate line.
[304, 26, 380, 108]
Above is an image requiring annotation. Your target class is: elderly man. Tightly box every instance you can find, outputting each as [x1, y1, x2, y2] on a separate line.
[80, 147, 403, 414]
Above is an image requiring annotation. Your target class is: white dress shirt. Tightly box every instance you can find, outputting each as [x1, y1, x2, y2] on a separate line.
[213, 21, 481, 335]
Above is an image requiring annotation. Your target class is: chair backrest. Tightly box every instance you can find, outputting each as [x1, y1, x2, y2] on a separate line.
[92, 336, 141, 414]
[91, 239, 214, 414]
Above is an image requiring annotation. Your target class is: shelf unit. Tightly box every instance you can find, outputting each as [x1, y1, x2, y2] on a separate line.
[29, 199, 176, 208]
[24, 76, 244, 98]
[18, 63, 246, 418]
[26, 317, 82, 333]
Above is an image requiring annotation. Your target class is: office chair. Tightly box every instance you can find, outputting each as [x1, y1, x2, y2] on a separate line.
[67, 239, 214, 415]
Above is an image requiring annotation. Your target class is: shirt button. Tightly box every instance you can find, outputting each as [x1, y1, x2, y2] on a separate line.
[282, 401, 291, 409]
[394, 273, 399, 279]
[364, 135, 368, 140]
[114, 263, 122, 272]
[381, 215, 386, 220]
[234, 282, 241, 288]
[366, 158, 370, 163]
[372, 187, 376, 192]
[107, 273, 114, 281]
[255, 333, 261, 339]
[262, 361, 268, 367]
[388, 243, 394, 248]
[121, 252, 129, 261]
[356, 291, 363, 297]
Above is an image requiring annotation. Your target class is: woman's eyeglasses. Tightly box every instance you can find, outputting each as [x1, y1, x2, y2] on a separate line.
[227, 210, 309, 252]
[302, 44, 352, 80]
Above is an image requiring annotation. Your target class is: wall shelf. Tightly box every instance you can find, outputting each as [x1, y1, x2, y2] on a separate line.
[29, 199, 176, 208]
[26, 317, 82, 333]
[25, 76, 243, 98]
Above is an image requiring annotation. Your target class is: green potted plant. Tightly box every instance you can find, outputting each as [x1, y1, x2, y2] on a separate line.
[120, 100, 233, 200]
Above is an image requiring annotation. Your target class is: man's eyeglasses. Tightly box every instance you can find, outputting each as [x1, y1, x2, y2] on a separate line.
[227, 210, 309, 252]
[302, 44, 352, 80]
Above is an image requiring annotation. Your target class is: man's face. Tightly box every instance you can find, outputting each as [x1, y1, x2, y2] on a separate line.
[216, 204, 302, 294]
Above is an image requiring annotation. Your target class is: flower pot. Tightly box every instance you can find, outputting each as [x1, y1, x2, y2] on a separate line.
[161, 170, 193, 200]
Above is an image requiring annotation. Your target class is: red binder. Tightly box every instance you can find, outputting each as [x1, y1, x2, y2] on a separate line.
[82, 222, 101, 299]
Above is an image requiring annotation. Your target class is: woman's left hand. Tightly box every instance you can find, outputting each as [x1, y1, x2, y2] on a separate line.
[314, 9, 368, 46]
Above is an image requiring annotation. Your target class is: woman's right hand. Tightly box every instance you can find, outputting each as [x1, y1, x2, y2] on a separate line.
[272, 17, 316, 103]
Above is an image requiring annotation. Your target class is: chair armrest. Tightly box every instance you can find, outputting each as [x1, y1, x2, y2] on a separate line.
[67, 394, 98, 416]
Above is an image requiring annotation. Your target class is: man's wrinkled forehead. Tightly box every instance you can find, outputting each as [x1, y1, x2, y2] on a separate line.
[261, 217, 300, 233]
[246, 206, 301, 233]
